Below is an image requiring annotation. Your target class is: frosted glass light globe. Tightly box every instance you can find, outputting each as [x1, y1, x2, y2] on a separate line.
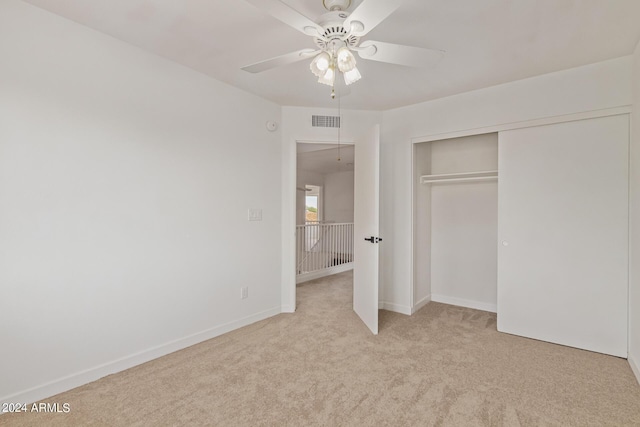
[316, 55, 330, 70]
[336, 47, 356, 72]
[318, 66, 336, 86]
[310, 52, 332, 77]
[343, 67, 361, 85]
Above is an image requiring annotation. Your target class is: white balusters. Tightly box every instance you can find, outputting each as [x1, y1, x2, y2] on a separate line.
[296, 222, 354, 275]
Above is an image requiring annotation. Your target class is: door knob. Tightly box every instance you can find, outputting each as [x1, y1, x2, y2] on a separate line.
[364, 236, 382, 243]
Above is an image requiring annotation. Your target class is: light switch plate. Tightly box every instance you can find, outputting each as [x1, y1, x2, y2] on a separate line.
[248, 208, 262, 221]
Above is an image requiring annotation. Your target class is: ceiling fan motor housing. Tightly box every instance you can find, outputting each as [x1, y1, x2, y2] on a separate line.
[322, 0, 351, 11]
[314, 11, 359, 50]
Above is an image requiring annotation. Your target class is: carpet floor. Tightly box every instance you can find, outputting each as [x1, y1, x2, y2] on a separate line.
[3, 271, 640, 426]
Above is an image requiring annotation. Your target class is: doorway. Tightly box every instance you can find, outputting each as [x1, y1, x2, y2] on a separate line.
[295, 142, 355, 284]
[283, 123, 381, 336]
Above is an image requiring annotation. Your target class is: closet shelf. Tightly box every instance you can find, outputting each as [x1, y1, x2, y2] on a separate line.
[420, 170, 498, 184]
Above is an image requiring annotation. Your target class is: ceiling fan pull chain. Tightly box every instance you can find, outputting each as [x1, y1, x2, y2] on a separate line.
[337, 87, 341, 163]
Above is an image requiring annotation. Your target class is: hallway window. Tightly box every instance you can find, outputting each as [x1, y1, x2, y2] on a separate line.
[305, 185, 321, 224]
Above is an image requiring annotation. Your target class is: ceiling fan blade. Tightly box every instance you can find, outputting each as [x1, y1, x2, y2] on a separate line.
[357, 41, 444, 68]
[242, 49, 319, 73]
[244, 0, 324, 36]
[343, 0, 404, 37]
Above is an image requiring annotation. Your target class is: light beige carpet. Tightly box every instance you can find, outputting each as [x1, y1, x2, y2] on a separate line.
[3, 271, 640, 426]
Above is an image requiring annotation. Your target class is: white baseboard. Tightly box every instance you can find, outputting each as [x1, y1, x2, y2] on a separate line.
[377, 296, 431, 316]
[629, 354, 640, 386]
[379, 301, 412, 315]
[296, 263, 353, 284]
[431, 294, 497, 313]
[412, 295, 432, 314]
[280, 304, 296, 313]
[0, 306, 281, 406]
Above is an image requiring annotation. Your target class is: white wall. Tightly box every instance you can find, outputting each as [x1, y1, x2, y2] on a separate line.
[381, 56, 633, 314]
[281, 107, 381, 312]
[0, 0, 282, 405]
[324, 171, 354, 223]
[431, 182, 498, 311]
[629, 40, 640, 380]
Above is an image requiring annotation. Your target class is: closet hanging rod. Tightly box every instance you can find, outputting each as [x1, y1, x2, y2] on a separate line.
[420, 170, 498, 184]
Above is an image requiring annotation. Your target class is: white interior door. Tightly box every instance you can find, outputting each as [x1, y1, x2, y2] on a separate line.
[353, 125, 380, 334]
[497, 115, 629, 357]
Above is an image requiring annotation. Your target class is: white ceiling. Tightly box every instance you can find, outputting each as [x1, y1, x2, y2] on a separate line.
[298, 144, 355, 174]
[23, 0, 640, 110]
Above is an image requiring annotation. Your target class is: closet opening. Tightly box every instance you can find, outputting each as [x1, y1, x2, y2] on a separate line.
[412, 132, 499, 314]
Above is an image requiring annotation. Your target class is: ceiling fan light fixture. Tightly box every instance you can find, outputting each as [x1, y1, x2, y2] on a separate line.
[336, 47, 356, 72]
[242, 0, 447, 96]
[310, 52, 332, 77]
[318, 66, 336, 86]
[343, 67, 361, 85]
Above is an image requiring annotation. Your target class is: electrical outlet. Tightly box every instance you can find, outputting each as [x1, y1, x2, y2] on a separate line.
[248, 208, 262, 221]
[240, 287, 248, 299]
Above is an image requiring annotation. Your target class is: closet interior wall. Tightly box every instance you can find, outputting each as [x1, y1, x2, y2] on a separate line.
[413, 133, 498, 312]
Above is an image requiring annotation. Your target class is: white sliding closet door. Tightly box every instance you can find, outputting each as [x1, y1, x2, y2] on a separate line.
[497, 115, 629, 357]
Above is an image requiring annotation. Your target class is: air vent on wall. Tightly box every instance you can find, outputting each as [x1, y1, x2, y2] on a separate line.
[312, 115, 341, 128]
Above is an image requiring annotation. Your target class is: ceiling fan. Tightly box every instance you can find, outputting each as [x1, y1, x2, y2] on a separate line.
[241, 0, 444, 93]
